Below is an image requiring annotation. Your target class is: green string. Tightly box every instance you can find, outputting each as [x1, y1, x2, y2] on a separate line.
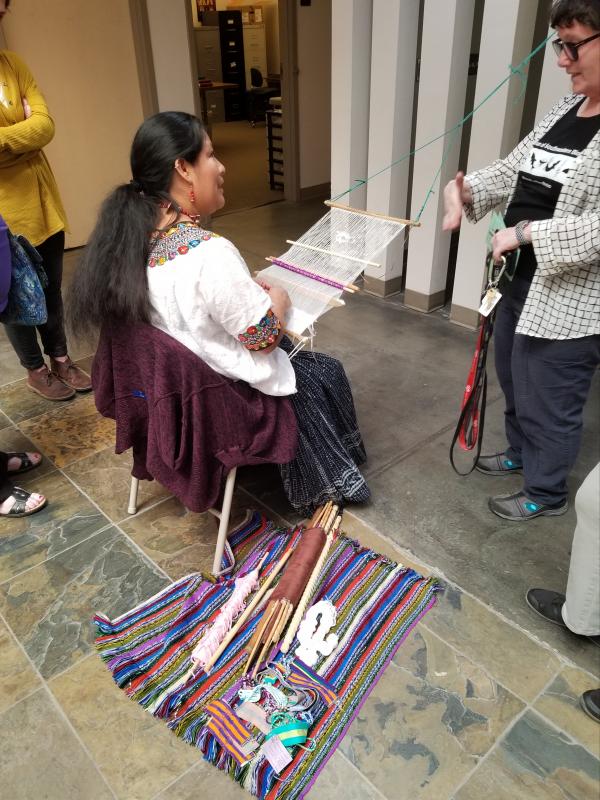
[332, 33, 554, 220]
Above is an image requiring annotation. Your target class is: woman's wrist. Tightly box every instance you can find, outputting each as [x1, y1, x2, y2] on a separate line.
[515, 219, 532, 246]
[461, 180, 473, 206]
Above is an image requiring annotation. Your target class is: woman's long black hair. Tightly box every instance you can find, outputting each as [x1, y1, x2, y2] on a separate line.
[67, 111, 205, 338]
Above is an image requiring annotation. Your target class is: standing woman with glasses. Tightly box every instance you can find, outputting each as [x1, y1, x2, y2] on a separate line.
[443, 0, 600, 522]
[0, 0, 91, 399]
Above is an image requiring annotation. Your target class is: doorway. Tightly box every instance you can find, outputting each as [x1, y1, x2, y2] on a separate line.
[191, 0, 293, 216]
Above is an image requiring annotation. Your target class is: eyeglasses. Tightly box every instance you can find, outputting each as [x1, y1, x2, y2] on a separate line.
[552, 31, 600, 60]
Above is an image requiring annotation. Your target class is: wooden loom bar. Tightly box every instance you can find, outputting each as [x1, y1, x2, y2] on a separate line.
[324, 200, 421, 227]
[285, 239, 379, 270]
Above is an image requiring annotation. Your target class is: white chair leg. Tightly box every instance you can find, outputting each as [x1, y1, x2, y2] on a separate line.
[212, 466, 237, 575]
[128, 476, 139, 515]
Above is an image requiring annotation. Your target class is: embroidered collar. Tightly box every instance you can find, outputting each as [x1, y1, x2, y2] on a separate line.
[148, 221, 217, 267]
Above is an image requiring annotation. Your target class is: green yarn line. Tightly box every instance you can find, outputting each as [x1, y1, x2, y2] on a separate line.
[332, 33, 553, 217]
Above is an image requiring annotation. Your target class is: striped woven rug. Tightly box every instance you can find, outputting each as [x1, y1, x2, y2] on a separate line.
[94, 511, 439, 799]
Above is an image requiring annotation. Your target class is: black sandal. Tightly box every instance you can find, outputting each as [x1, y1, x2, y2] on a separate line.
[0, 486, 47, 517]
[6, 452, 42, 476]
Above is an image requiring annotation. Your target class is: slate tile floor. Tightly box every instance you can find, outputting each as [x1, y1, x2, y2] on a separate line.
[0, 198, 598, 799]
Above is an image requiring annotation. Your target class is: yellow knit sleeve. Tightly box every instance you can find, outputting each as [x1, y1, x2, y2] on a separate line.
[0, 51, 55, 154]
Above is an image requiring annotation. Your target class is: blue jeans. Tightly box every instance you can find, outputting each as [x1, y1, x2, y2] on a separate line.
[493, 277, 600, 506]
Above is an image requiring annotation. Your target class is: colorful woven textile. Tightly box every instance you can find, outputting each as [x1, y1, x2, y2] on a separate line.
[94, 512, 439, 799]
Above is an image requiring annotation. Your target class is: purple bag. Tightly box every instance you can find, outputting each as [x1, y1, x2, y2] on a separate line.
[0, 215, 11, 314]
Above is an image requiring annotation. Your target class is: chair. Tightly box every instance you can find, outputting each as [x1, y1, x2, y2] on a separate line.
[92, 321, 297, 578]
[128, 467, 237, 577]
[246, 68, 279, 126]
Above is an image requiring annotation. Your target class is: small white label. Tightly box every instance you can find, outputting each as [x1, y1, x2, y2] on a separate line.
[261, 736, 293, 773]
[478, 288, 502, 317]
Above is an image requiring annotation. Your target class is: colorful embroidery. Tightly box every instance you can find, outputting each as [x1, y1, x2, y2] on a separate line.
[148, 221, 216, 268]
[238, 309, 281, 350]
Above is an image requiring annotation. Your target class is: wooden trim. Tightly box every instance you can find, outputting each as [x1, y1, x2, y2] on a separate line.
[128, 0, 159, 118]
[325, 201, 421, 227]
[279, 0, 300, 202]
[404, 288, 446, 313]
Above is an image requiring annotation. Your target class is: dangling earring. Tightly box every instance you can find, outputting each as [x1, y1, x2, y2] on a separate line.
[189, 187, 196, 205]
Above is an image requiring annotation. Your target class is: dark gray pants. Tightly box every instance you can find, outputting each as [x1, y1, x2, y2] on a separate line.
[0, 451, 12, 503]
[3, 231, 68, 370]
[494, 277, 600, 506]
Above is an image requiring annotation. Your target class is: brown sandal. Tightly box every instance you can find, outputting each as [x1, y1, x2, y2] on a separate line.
[0, 487, 47, 517]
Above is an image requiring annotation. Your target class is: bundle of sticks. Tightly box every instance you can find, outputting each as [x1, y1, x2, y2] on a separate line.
[244, 501, 341, 677]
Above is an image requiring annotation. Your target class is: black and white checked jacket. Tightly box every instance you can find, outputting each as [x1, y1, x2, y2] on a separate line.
[465, 93, 599, 340]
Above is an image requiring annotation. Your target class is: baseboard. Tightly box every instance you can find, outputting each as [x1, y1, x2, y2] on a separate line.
[363, 274, 403, 298]
[450, 303, 479, 330]
[403, 288, 446, 313]
[299, 182, 331, 201]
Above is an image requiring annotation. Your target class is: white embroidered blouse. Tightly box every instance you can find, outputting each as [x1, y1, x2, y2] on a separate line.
[147, 223, 297, 397]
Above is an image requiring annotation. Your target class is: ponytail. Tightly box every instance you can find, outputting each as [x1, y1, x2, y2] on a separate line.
[66, 183, 158, 339]
[66, 111, 206, 339]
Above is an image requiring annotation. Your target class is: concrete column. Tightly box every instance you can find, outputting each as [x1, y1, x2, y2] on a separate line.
[536, 29, 571, 124]
[403, 0, 476, 314]
[450, 0, 538, 328]
[363, 0, 420, 297]
[330, 0, 373, 210]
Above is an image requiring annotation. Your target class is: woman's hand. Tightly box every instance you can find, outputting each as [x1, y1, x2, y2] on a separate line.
[442, 172, 472, 231]
[21, 97, 32, 119]
[491, 225, 530, 263]
[267, 285, 291, 317]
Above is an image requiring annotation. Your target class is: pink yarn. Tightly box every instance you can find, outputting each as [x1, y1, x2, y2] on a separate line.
[191, 569, 260, 669]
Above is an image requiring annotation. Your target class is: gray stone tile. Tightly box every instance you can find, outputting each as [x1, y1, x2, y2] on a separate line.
[154, 762, 248, 799]
[309, 752, 385, 799]
[0, 469, 110, 583]
[0, 618, 42, 715]
[0, 410, 11, 430]
[338, 625, 523, 799]
[0, 688, 113, 799]
[533, 666, 600, 755]
[50, 654, 199, 800]
[0, 526, 167, 679]
[120, 491, 290, 580]
[64, 446, 171, 524]
[353, 417, 600, 676]
[454, 710, 600, 800]
[424, 584, 563, 702]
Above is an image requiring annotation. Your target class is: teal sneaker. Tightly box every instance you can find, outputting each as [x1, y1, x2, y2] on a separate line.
[489, 491, 568, 521]
[476, 452, 523, 476]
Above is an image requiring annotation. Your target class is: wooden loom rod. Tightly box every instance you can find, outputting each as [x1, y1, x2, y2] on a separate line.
[203, 588, 273, 674]
[324, 200, 421, 227]
[285, 239, 379, 270]
[260, 264, 346, 307]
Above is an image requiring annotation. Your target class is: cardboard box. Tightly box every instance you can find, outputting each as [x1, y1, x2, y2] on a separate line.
[227, 5, 262, 24]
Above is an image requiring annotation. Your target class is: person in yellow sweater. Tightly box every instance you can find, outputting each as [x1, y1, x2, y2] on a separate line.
[0, 1, 91, 399]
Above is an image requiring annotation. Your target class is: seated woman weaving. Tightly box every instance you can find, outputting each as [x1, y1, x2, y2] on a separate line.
[67, 111, 369, 514]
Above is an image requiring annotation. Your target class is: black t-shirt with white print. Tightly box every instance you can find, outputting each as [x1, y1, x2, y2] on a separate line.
[505, 98, 600, 282]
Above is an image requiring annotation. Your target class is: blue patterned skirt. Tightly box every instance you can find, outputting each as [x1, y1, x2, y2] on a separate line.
[278, 340, 370, 514]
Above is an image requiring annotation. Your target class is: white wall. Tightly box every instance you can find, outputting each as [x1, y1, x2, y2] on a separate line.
[1, 0, 145, 247]
[147, 0, 199, 115]
[297, 0, 331, 189]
